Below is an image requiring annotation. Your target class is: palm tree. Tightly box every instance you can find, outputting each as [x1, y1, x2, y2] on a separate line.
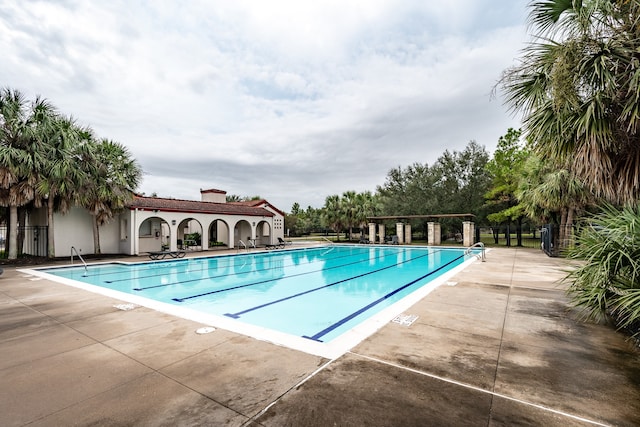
[0, 88, 56, 259]
[322, 195, 344, 241]
[355, 191, 377, 235]
[567, 204, 640, 335]
[517, 155, 593, 253]
[36, 117, 92, 258]
[500, 0, 640, 204]
[341, 191, 359, 241]
[80, 138, 142, 254]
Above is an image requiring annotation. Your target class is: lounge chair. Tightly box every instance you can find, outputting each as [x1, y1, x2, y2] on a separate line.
[358, 236, 370, 244]
[391, 235, 399, 245]
[148, 250, 186, 260]
[278, 237, 292, 246]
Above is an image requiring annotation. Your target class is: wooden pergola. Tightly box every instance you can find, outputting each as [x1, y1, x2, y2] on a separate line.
[366, 213, 475, 222]
[365, 214, 477, 246]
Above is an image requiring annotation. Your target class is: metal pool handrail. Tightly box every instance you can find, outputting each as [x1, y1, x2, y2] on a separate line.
[320, 236, 334, 245]
[465, 242, 486, 262]
[70, 246, 88, 276]
[237, 240, 247, 252]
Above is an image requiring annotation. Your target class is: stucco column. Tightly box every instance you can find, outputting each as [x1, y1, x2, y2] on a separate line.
[228, 227, 235, 249]
[201, 223, 210, 251]
[404, 223, 412, 244]
[378, 224, 385, 244]
[368, 223, 376, 243]
[132, 209, 139, 255]
[463, 221, 475, 247]
[170, 223, 178, 251]
[428, 222, 441, 245]
[396, 223, 404, 244]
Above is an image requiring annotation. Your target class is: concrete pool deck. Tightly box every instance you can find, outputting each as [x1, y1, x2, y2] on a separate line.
[1, 247, 639, 426]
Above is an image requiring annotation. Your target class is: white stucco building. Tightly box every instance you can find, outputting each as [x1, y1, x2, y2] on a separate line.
[30, 188, 286, 257]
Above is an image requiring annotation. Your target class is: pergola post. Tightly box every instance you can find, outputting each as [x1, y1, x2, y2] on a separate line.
[463, 221, 475, 247]
[379, 224, 386, 244]
[396, 222, 404, 244]
[368, 222, 376, 243]
[428, 222, 441, 245]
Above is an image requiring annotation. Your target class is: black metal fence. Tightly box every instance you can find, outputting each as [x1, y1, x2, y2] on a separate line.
[476, 225, 542, 249]
[541, 224, 576, 257]
[0, 226, 48, 258]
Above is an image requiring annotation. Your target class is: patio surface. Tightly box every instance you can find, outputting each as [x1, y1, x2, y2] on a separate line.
[1, 246, 639, 426]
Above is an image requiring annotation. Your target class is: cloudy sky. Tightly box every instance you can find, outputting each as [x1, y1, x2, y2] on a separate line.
[1, 1, 529, 212]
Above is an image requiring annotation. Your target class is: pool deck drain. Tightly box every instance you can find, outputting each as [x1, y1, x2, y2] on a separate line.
[391, 313, 418, 326]
[0, 246, 639, 426]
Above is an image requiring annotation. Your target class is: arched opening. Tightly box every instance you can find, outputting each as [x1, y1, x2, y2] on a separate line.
[234, 219, 252, 248]
[177, 218, 203, 250]
[138, 216, 168, 253]
[208, 219, 230, 249]
[255, 220, 272, 246]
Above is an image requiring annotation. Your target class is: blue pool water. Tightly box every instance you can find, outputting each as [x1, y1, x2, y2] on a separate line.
[39, 245, 473, 344]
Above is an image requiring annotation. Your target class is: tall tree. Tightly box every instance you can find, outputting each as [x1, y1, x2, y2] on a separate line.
[36, 117, 92, 258]
[376, 163, 439, 216]
[500, 0, 640, 204]
[322, 194, 344, 241]
[341, 191, 359, 240]
[0, 88, 56, 259]
[434, 140, 491, 218]
[355, 191, 379, 233]
[517, 155, 593, 253]
[485, 128, 529, 245]
[80, 138, 142, 254]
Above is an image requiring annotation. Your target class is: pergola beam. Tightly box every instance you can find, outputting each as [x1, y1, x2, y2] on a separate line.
[367, 214, 475, 221]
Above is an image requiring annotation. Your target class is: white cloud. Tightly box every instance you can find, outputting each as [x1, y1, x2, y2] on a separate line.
[0, 0, 529, 212]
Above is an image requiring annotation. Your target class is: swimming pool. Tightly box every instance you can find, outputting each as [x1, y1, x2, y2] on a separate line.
[30, 245, 480, 358]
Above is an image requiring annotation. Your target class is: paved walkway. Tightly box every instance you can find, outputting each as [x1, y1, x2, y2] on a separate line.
[1, 247, 638, 426]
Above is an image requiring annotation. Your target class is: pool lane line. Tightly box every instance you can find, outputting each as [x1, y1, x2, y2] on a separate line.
[104, 249, 304, 283]
[81, 246, 331, 281]
[171, 247, 421, 302]
[302, 252, 466, 342]
[222, 249, 442, 318]
[140, 247, 395, 292]
[113, 246, 368, 288]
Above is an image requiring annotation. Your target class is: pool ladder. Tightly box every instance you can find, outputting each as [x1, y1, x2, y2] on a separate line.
[465, 242, 486, 262]
[70, 246, 89, 276]
[321, 236, 334, 245]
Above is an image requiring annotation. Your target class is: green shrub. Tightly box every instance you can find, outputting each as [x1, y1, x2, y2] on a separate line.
[567, 204, 640, 336]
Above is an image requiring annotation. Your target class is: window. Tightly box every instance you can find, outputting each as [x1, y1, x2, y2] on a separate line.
[139, 219, 152, 236]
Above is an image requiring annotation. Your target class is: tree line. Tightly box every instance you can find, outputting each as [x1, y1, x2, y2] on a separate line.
[0, 88, 142, 259]
[285, 132, 584, 245]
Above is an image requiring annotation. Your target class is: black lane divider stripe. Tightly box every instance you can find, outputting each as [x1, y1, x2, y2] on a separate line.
[302, 252, 466, 342]
[171, 248, 420, 302]
[222, 250, 440, 318]
[104, 246, 333, 284]
[113, 247, 363, 288]
[136, 248, 390, 292]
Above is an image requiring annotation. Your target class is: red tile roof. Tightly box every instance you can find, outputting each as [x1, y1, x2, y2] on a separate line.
[128, 196, 274, 217]
[229, 199, 286, 217]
